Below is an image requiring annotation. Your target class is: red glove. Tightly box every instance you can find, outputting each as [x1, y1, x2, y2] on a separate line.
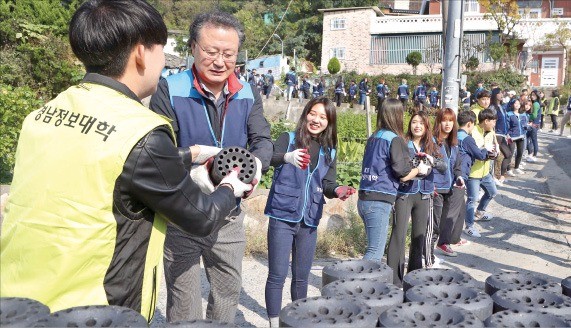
[284, 148, 311, 170]
[335, 186, 356, 201]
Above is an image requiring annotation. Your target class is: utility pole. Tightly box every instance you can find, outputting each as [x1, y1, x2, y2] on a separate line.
[441, 0, 463, 114]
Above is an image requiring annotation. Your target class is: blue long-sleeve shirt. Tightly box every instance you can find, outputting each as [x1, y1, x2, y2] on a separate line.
[458, 129, 488, 181]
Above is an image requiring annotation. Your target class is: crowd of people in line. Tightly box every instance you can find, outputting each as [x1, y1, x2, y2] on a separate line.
[2, 1, 571, 328]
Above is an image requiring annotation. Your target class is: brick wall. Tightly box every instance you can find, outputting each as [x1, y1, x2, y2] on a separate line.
[321, 8, 374, 74]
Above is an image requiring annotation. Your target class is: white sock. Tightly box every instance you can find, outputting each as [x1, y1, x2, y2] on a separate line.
[269, 317, 280, 327]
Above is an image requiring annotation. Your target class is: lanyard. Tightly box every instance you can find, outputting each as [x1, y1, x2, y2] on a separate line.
[200, 98, 225, 148]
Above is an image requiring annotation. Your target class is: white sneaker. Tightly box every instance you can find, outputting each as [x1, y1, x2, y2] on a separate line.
[476, 210, 492, 221]
[526, 156, 536, 162]
[494, 178, 504, 186]
[520, 161, 526, 167]
[507, 170, 516, 177]
[464, 226, 481, 237]
[515, 168, 525, 174]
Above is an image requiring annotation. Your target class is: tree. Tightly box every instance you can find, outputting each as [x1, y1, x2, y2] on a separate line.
[479, 0, 521, 69]
[489, 41, 506, 69]
[425, 41, 442, 74]
[406, 51, 422, 75]
[327, 57, 341, 74]
[543, 22, 571, 84]
[466, 56, 480, 71]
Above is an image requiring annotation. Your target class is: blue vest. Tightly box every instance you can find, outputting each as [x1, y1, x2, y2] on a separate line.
[264, 132, 336, 227]
[432, 139, 458, 193]
[359, 130, 400, 196]
[166, 70, 254, 148]
[494, 104, 509, 136]
[415, 85, 427, 100]
[429, 90, 438, 105]
[398, 84, 409, 100]
[506, 111, 524, 139]
[398, 141, 434, 195]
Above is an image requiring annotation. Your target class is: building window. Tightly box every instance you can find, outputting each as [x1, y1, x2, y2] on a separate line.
[370, 33, 492, 65]
[463, 0, 480, 13]
[518, 8, 541, 19]
[331, 47, 345, 59]
[331, 18, 346, 30]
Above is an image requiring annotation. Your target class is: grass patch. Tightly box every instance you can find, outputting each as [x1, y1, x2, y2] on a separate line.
[315, 208, 366, 258]
[244, 207, 412, 259]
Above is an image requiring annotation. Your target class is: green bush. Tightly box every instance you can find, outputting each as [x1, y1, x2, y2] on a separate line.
[466, 56, 479, 71]
[0, 84, 43, 183]
[406, 51, 423, 75]
[327, 57, 341, 75]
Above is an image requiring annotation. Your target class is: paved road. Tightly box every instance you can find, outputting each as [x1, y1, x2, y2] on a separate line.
[151, 131, 571, 327]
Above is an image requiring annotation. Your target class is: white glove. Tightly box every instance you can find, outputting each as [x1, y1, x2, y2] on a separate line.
[284, 148, 310, 169]
[454, 176, 466, 189]
[484, 144, 495, 152]
[219, 169, 253, 198]
[417, 162, 430, 176]
[243, 157, 263, 199]
[190, 162, 215, 194]
[192, 145, 222, 164]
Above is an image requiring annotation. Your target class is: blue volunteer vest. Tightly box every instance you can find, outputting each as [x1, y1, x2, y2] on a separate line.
[359, 130, 400, 196]
[166, 70, 253, 148]
[398, 141, 434, 195]
[432, 138, 459, 193]
[398, 85, 409, 100]
[264, 132, 336, 227]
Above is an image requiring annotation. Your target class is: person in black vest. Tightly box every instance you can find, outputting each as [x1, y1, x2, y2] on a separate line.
[149, 11, 273, 324]
[264, 97, 355, 327]
[358, 99, 429, 263]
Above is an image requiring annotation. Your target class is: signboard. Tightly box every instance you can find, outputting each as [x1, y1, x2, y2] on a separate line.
[552, 8, 564, 16]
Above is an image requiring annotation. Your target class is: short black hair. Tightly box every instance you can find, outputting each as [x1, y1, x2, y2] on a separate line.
[478, 108, 497, 122]
[477, 90, 491, 99]
[69, 0, 167, 77]
[458, 110, 476, 127]
[188, 11, 245, 48]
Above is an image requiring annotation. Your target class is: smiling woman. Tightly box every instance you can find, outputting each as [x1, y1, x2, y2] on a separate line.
[264, 96, 356, 327]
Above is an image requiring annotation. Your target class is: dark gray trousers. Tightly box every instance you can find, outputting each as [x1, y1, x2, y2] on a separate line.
[163, 213, 245, 324]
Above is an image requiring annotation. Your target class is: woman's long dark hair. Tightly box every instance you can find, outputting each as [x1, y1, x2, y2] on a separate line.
[406, 111, 436, 156]
[433, 108, 458, 147]
[490, 87, 502, 108]
[376, 98, 404, 138]
[295, 96, 337, 162]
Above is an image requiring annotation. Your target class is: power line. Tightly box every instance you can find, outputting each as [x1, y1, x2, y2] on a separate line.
[253, 0, 294, 60]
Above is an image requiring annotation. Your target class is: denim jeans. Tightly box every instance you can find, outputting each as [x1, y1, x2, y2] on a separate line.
[466, 174, 497, 228]
[265, 218, 317, 318]
[286, 85, 295, 101]
[358, 200, 392, 261]
[526, 126, 538, 156]
[359, 92, 366, 105]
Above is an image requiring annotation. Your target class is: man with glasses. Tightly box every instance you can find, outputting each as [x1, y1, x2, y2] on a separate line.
[149, 11, 272, 324]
